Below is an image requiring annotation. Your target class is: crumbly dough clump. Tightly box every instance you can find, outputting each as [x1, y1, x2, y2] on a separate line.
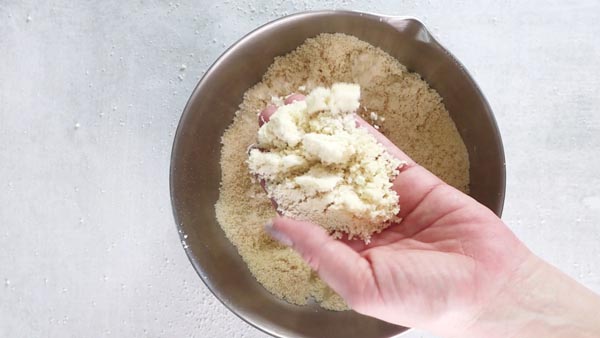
[215, 33, 470, 311]
[248, 83, 403, 242]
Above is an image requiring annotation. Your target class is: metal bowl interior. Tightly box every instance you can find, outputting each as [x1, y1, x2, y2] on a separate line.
[170, 10, 505, 338]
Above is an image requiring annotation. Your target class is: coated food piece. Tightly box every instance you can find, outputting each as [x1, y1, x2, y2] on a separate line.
[248, 83, 404, 242]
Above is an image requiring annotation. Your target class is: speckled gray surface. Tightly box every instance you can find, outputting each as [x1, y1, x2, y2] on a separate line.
[1, 1, 599, 337]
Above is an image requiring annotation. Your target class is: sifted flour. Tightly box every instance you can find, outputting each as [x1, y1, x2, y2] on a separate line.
[215, 33, 470, 310]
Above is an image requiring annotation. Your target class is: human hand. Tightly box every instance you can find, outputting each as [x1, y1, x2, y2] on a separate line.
[259, 95, 600, 338]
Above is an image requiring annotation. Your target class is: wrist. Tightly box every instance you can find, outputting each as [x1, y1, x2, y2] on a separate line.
[460, 254, 600, 338]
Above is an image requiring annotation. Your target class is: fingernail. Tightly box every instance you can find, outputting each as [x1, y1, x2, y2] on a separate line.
[264, 220, 293, 247]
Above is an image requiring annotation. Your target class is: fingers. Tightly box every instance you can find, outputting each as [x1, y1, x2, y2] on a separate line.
[266, 216, 374, 302]
[354, 115, 481, 238]
[393, 165, 445, 219]
[258, 105, 277, 126]
[258, 94, 306, 126]
[355, 115, 416, 166]
[257, 96, 476, 240]
[393, 176, 456, 238]
[284, 93, 305, 104]
[259, 100, 415, 168]
[355, 115, 452, 222]
[259, 95, 414, 167]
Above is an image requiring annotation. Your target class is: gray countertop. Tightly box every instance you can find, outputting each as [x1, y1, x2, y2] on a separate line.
[1, 1, 599, 337]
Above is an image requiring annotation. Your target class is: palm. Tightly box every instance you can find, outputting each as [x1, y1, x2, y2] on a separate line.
[341, 176, 529, 330]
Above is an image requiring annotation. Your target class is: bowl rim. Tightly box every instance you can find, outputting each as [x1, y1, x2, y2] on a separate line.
[170, 9, 506, 338]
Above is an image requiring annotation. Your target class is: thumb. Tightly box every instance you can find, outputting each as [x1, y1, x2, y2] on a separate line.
[266, 216, 374, 304]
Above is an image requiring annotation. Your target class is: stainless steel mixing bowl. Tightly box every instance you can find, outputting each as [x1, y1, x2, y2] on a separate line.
[170, 10, 505, 338]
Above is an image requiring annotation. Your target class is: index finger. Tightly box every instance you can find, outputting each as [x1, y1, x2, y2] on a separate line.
[355, 115, 416, 166]
[258, 105, 277, 127]
[258, 93, 306, 126]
